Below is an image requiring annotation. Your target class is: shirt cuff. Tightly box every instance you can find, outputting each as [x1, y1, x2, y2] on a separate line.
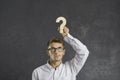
[64, 33, 74, 39]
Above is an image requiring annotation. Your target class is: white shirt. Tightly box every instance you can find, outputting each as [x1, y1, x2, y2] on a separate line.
[32, 33, 89, 80]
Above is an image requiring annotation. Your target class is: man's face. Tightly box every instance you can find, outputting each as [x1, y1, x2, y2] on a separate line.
[48, 42, 65, 62]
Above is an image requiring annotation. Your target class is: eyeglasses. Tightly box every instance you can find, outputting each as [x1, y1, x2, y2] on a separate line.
[48, 47, 64, 52]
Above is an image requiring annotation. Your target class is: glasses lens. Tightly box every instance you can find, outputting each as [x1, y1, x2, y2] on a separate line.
[57, 47, 64, 52]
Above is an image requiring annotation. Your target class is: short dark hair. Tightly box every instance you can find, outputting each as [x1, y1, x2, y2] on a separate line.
[47, 37, 64, 47]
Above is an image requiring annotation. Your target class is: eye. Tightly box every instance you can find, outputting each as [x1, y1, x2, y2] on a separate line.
[58, 47, 62, 49]
[48, 48, 54, 51]
[57, 47, 64, 51]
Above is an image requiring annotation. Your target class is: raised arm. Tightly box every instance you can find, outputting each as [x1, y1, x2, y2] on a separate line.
[59, 26, 89, 75]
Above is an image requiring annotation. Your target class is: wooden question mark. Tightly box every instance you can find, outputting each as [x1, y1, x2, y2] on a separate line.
[56, 16, 67, 33]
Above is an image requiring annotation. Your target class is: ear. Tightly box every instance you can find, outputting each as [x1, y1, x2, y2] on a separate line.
[63, 49, 66, 55]
[46, 50, 50, 56]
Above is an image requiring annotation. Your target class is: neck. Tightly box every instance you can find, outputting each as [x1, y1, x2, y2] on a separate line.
[49, 60, 62, 69]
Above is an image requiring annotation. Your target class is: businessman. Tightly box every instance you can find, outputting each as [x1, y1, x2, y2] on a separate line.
[32, 26, 89, 80]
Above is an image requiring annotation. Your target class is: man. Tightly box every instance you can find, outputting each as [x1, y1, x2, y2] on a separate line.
[32, 26, 89, 80]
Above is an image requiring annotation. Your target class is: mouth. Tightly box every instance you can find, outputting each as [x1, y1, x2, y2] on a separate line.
[55, 55, 60, 57]
[54, 55, 61, 58]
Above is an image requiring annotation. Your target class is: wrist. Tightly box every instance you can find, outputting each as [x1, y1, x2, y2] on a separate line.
[62, 33, 69, 38]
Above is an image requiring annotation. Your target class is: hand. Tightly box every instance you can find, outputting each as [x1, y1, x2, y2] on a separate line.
[58, 26, 69, 37]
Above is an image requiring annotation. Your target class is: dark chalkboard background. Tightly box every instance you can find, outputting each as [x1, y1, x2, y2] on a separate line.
[0, 0, 120, 80]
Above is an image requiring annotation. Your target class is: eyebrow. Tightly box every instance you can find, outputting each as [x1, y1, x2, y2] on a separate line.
[51, 47, 63, 49]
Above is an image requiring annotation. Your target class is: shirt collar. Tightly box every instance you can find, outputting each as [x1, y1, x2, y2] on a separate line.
[46, 60, 63, 71]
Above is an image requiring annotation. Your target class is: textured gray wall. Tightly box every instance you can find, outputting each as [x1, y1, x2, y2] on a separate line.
[0, 0, 120, 80]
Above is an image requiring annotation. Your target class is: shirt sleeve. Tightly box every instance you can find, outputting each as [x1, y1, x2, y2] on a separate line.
[64, 33, 89, 75]
[32, 69, 38, 80]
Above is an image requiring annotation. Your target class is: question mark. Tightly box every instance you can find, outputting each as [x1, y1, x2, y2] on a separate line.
[56, 16, 67, 33]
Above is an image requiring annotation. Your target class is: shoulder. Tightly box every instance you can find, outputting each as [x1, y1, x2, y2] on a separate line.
[33, 64, 47, 73]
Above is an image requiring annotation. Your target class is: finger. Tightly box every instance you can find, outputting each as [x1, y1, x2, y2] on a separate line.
[57, 27, 60, 31]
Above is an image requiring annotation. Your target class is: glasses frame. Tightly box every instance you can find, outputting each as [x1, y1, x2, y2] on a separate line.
[48, 47, 65, 52]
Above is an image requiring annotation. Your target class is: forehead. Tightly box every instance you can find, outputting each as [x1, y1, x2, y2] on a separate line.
[49, 42, 63, 48]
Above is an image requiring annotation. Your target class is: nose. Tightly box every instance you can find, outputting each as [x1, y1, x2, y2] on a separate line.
[54, 49, 59, 53]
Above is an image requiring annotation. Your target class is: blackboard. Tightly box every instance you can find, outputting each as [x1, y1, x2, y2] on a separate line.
[0, 0, 120, 80]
